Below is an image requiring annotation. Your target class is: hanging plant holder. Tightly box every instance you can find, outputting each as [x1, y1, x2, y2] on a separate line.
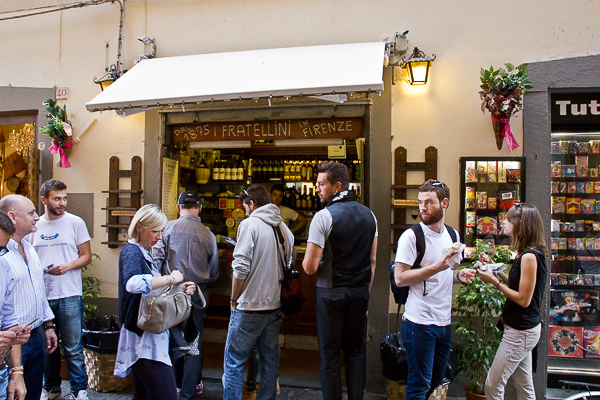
[40, 99, 73, 168]
[479, 64, 532, 152]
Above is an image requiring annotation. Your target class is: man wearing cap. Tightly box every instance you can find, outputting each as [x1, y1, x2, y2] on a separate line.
[152, 191, 219, 400]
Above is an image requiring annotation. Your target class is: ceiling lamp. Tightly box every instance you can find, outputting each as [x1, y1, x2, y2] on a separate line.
[402, 47, 436, 85]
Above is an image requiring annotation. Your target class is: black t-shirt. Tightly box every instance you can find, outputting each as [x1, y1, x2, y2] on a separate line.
[502, 249, 547, 330]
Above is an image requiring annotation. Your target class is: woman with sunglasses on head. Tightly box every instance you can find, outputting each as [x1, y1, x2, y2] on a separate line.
[477, 203, 547, 400]
[114, 204, 196, 400]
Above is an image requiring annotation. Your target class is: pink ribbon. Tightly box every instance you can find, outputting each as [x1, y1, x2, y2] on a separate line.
[491, 115, 519, 152]
[49, 140, 73, 168]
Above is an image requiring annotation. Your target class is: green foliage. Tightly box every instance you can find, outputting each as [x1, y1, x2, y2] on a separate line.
[479, 63, 533, 119]
[40, 98, 70, 147]
[452, 240, 512, 395]
[82, 253, 101, 322]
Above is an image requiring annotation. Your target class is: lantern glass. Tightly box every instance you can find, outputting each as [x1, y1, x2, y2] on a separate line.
[407, 61, 430, 85]
[98, 79, 114, 91]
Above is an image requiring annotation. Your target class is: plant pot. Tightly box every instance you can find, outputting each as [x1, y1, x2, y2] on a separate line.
[465, 386, 486, 400]
[491, 117, 508, 151]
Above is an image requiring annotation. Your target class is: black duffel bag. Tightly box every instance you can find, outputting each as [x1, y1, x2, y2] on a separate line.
[380, 332, 408, 382]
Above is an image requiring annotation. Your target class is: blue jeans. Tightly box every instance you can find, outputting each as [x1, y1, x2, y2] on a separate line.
[176, 287, 207, 400]
[402, 318, 451, 400]
[222, 309, 282, 400]
[0, 366, 8, 400]
[11, 327, 46, 400]
[44, 296, 87, 393]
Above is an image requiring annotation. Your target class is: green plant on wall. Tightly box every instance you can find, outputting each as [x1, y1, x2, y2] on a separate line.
[82, 253, 101, 322]
[452, 240, 512, 395]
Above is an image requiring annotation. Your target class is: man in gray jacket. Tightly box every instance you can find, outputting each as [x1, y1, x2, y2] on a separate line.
[153, 191, 219, 399]
[222, 184, 294, 400]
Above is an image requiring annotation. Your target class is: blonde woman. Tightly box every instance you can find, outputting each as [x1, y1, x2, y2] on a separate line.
[477, 203, 547, 400]
[114, 204, 195, 400]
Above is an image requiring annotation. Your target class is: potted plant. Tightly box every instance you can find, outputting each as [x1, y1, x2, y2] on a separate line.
[82, 253, 101, 321]
[479, 63, 532, 151]
[452, 240, 512, 399]
[40, 98, 73, 168]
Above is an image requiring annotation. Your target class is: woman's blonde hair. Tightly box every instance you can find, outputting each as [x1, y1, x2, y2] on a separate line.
[506, 203, 547, 257]
[128, 204, 168, 240]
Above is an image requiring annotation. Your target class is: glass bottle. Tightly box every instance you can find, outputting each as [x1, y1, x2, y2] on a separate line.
[301, 185, 307, 210]
[301, 159, 308, 181]
[284, 159, 290, 181]
[212, 159, 220, 182]
[295, 186, 301, 209]
[218, 159, 226, 181]
[225, 158, 232, 181]
[267, 159, 273, 180]
[306, 186, 313, 210]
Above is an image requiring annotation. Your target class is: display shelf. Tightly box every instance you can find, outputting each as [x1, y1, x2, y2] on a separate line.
[549, 135, 600, 373]
[459, 156, 525, 249]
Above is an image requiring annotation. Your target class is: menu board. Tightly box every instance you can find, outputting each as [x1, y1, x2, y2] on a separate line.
[162, 157, 179, 221]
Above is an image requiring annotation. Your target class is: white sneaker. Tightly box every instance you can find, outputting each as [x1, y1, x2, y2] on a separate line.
[75, 390, 89, 400]
[41, 387, 62, 400]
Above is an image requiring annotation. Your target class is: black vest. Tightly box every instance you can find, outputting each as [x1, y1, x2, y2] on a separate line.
[321, 193, 376, 288]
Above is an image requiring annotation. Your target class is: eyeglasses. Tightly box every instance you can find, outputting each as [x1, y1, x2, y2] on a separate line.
[0, 247, 8, 257]
[431, 180, 446, 189]
[243, 189, 254, 202]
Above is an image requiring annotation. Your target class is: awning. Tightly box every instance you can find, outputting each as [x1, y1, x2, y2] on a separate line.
[86, 42, 386, 113]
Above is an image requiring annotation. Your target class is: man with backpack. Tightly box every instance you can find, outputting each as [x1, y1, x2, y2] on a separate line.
[394, 179, 476, 400]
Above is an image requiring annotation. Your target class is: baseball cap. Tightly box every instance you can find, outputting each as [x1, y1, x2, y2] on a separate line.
[177, 191, 202, 205]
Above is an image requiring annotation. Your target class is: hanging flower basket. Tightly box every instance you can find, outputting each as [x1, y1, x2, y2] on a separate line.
[40, 99, 73, 168]
[479, 64, 532, 151]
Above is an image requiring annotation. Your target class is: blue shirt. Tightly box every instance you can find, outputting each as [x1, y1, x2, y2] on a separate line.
[0, 238, 54, 328]
[0, 263, 18, 330]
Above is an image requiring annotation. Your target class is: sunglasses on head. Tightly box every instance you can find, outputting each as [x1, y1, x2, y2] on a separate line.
[0, 247, 9, 257]
[243, 189, 254, 202]
[431, 180, 446, 189]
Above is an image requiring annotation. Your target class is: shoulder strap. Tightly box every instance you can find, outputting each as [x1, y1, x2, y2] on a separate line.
[410, 224, 426, 269]
[445, 224, 457, 243]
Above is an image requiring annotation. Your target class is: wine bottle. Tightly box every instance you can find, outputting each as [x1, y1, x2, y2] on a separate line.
[212, 160, 220, 182]
[278, 158, 284, 180]
[284, 159, 290, 181]
[225, 159, 232, 181]
[306, 186, 313, 210]
[218, 160, 226, 181]
[295, 187, 301, 209]
[301, 159, 308, 181]
[301, 186, 307, 210]
[267, 159, 273, 180]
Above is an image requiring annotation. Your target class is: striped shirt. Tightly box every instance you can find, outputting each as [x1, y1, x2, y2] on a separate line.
[0, 264, 18, 330]
[0, 238, 54, 328]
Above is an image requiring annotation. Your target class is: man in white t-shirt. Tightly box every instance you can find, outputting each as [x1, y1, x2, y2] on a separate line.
[28, 180, 92, 400]
[270, 184, 307, 235]
[394, 180, 475, 400]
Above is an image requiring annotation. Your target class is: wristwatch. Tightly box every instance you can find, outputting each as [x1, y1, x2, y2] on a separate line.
[43, 324, 56, 330]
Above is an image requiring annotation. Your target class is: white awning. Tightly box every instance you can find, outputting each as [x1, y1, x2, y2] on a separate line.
[86, 42, 386, 113]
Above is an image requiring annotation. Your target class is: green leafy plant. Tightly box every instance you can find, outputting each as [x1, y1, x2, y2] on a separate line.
[452, 240, 512, 395]
[479, 63, 533, 119]
[82, 253, 101, 322]
[40, 99, 71, 147]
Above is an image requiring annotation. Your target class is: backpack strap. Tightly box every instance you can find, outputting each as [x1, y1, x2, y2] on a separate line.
[445, 224, 458, 243]
[410, 224, 426, 269]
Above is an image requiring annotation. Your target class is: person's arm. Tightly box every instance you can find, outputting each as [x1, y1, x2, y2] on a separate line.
[394, 248, 458, 287]
[208, 236, 220, 282]
[6, 345, 25, 400]
[303, 243, 323, 275]
[230, 277, 245, 311]
[368, 237, 377, 292]
[290, 213, 307, 235]
[46, 241, 92, 275]
[478, 253, 537, 308]
[42, 320, 58, 354]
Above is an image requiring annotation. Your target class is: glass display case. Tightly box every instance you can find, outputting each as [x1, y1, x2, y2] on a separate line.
[459, 157, 526, 253]
[549, 133, 600, 377]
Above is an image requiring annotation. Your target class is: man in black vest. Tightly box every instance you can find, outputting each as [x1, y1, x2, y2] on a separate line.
[303, 162, 377, 400]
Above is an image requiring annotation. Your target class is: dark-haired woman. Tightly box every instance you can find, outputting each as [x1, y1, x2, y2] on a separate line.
[477, 203, 547, 400]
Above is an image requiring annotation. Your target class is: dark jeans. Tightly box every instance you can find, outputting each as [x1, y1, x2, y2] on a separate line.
[401, 318, 451, 400]
[9, 327, 46, 400]
[174, 287, 207, 400]
[131, 358, 178, 400]
[245, 345, 260, 390]
[44, 295, 87, 393]
[315, 286, 369, 400]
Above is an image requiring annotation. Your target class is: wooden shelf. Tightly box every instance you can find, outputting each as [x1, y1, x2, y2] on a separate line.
[101, 207, 139, 211]
[101, 241, 127, 246]
[101, 224, 130, 228]
[391, 184, 421, 189]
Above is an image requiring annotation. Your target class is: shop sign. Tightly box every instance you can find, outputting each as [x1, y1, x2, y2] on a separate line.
[551, 92, 600, 126]
[170, 117, 364, 143]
